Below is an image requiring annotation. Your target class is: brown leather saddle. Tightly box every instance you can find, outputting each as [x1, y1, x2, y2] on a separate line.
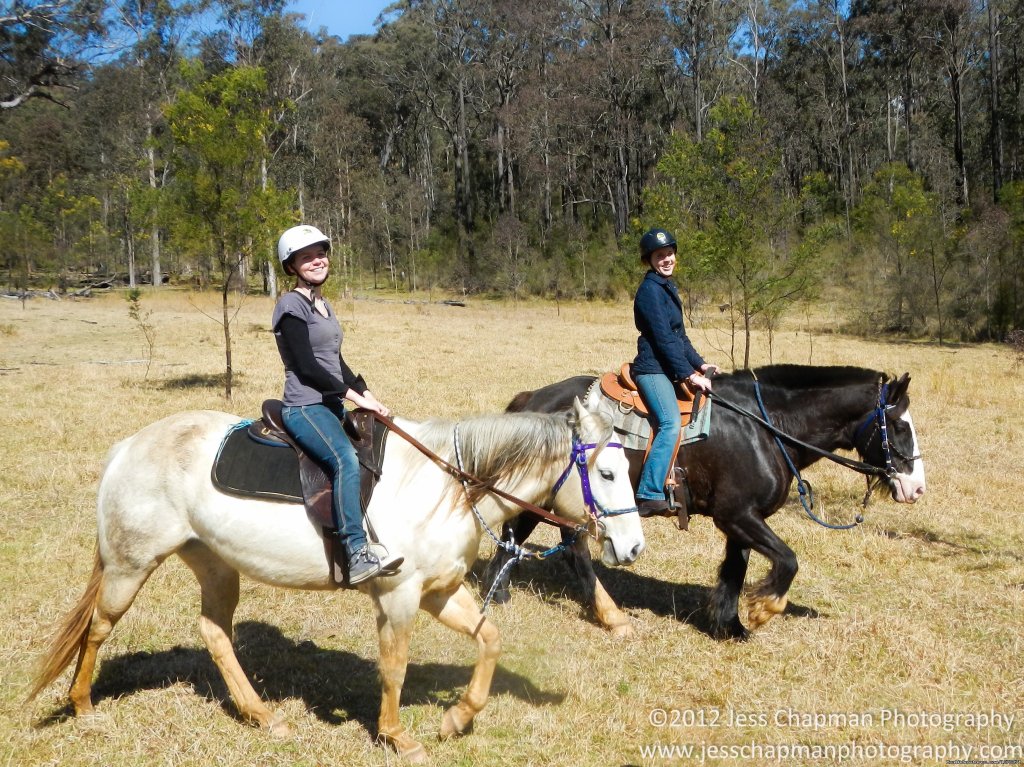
[252, 400, 390, 584]
[598, 364, 705, 530]
[599, 363, 700, 425]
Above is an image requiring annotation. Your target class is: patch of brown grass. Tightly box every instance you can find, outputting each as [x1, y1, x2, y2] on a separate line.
[2, 289, 1022, 766]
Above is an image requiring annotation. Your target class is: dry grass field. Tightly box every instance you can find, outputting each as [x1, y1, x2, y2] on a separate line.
[1, 288, 1022, 766]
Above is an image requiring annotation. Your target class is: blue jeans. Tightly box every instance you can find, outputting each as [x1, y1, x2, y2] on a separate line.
[281, 401, 366, 554]
[635, 373, 681, 501]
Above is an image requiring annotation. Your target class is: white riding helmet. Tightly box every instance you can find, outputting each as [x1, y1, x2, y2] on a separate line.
[277, 224, 331, 265]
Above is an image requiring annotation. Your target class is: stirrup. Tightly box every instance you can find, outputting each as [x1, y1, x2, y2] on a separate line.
[369, 542, 403, 575]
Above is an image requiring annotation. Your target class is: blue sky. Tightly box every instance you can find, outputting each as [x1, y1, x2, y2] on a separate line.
[285, 1, 395, 41]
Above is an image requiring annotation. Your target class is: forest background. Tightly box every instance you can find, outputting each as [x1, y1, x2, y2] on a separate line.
[3, 0, 1024, 362]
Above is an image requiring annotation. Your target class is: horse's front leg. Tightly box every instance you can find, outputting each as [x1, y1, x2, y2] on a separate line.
[373, 589, 425, 763]
[421, 583, 501, 739]
[717, 510, 797, 633]
[565, 537, 633, 638]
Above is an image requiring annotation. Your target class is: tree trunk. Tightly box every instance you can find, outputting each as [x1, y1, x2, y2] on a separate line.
[834, 3, 855, 233]
[147, 139, 161, 288]
[222, 269, 233, 401]
[988, 0, 1002, 201]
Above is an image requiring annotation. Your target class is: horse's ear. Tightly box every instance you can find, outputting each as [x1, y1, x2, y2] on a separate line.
[572, 396, 588, 422]
[887, 373, 911, 407]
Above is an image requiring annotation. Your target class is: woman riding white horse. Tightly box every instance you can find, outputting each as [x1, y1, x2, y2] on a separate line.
[30, 400, 644, 762]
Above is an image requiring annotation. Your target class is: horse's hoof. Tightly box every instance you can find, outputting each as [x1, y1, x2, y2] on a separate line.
[746, 595, 787, 629]
[75, 710, 111, 732]
[265, 712, 291, 738]
[609, 621, 634, 639]
[400, 742, 428, 764]
[710, 618, 750, 642]
[439, 706, 474, 739]
[380, 730, 428, 763]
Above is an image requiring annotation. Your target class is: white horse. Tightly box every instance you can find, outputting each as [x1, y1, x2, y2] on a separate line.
[30, 400, 644, 762]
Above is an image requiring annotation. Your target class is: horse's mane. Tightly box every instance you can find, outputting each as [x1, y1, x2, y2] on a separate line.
[740, 364, 883, 389]
[413, 409, 611, 505]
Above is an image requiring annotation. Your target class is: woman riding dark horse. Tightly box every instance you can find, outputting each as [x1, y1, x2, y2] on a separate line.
[486, 364, 926, 640]
[630, 227, 719, 517]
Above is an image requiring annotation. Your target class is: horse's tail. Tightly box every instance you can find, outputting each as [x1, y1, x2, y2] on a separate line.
[505, 390, 534, 412]
[27, 546, 103, 702]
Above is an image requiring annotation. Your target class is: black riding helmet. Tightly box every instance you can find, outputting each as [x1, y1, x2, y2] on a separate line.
[639, 228, 677, 262]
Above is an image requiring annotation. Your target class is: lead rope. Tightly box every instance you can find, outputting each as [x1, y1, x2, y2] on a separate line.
[751, 375, 862, 531]
[452, 424, 574, 612]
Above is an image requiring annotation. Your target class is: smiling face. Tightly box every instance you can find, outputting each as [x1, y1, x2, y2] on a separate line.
[288, 242, 330, 286]
[647, 245, 676, 277]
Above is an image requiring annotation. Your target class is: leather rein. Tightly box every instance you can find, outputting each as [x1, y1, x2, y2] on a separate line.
[705, 375, 922, 530]
[706, 382, 896, 479]
[371, 412, 635, 535]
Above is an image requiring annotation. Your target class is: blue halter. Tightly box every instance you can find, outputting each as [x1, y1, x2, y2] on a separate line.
[853, 382, 897, 479]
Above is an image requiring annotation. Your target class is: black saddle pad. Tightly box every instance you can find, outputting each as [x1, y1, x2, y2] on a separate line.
[212, 423, 303, 502]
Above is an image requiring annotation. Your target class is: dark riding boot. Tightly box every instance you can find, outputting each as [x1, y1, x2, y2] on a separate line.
[637, 498, 670, 517]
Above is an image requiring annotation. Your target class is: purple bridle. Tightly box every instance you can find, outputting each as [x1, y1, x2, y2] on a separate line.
[550, 437, 639, 520]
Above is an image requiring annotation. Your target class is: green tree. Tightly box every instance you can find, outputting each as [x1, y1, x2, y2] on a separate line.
[644, 96, 816, 367]
[853, 162, 939, 335]
[163, 62, 293, 399]
[996, 181, 1024, 334]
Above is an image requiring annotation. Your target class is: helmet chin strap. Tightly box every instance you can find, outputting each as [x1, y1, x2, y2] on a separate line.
[294, 270, 329, 293]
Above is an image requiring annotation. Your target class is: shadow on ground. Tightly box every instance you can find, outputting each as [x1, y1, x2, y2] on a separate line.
[35, 620, 564, 736]
[472, 547, 821, 638]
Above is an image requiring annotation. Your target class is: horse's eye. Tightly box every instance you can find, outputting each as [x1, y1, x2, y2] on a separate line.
[600, 469, 614, 481]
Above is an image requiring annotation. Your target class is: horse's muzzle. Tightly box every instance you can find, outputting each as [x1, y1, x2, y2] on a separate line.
[601, 537, 644, 567]
[889, 473, 926, 503]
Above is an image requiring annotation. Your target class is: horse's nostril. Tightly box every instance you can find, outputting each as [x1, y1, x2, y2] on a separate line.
[629, 543, 643, 562]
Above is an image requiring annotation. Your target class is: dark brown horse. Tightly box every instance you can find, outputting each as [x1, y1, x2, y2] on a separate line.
[484, 365, 926, 640]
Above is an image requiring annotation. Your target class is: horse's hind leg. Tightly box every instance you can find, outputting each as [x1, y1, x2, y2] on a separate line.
[421, 584, 501, 741]
[707, 539, 751, 641]
[177, 542, 287, 736]
[69, 560, 160, 716]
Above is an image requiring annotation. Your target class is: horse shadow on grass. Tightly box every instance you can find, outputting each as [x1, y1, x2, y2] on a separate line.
[473, 545, 821, 639]
[36, 621, 564, 735]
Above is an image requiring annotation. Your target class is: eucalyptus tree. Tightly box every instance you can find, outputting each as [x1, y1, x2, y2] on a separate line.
[731, 0, 791, 109]
[917, 0, 983, 208]
[644, 97, 816, 367]
[664, 0, 739, 142]
[162, 63, 293, 398]
[109, 0, 199, 287]
[0, 0, 106, 110]
[566, 0, 667, 237]
[770, 0, 861, 227]
[852, 162, 940, 334]
[398, 0, 489, 288]
[475, 1, 533, 217]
